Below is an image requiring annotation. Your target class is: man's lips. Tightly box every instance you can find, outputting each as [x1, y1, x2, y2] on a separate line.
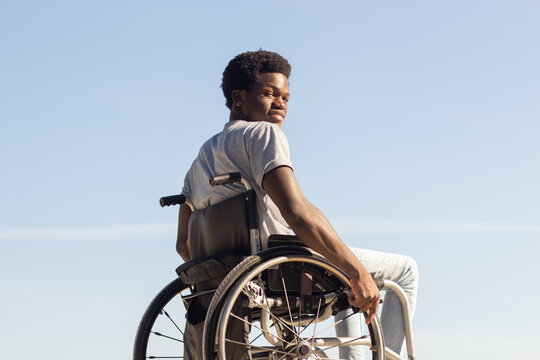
[268, 111, 285, 120]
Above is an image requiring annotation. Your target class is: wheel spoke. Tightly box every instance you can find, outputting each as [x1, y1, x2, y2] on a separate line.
[297, 289, 341, 338]
[161, 309, 184, 336]
[276, 342, 303, 360]
[229, 312, 288, 344]
[151, 331, 183, 343]
[249, 322, 275, 344]
[224, 338, 292, 356]
[311, 301, 360, 340]
[298, 262, 305, 336]
[279, 266, 299, 338]
[332, 309, 360, 327]
[308, 292, 324, 351]
[241, 285, 298, 337]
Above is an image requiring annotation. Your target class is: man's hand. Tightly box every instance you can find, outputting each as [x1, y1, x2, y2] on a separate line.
[348, 276, 380, 324]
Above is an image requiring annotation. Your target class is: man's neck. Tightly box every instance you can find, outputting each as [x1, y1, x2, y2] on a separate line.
[229, 110, 243, 122]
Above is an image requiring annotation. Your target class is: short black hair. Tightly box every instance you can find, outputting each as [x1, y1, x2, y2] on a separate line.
[221, 50, 292, 109]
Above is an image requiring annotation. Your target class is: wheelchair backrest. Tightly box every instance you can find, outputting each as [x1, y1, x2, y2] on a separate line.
[188, 193, 251, 260]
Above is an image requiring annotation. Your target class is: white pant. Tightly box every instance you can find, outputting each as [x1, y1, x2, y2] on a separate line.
[335, 247, 419, 359]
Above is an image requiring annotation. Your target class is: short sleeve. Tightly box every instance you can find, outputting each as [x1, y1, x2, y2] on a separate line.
[181, 171, 194, 211]
[245, 123, 293, 187]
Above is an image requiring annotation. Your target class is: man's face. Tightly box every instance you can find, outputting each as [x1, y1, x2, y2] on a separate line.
[240, 72, 290, 127]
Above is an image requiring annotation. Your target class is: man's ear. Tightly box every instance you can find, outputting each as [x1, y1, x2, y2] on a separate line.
[231, 90, 246, 107]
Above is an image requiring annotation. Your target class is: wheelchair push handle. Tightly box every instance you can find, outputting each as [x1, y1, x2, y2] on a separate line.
[160, 172, 246, 208]
[209, 172, 242, 186]
[159, 194, 186, 207]
[210, 172, 253, 192]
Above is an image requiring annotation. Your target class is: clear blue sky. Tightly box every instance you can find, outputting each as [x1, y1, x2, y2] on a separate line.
[1, 1, 539, 359]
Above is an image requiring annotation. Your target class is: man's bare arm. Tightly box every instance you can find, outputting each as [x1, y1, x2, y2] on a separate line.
[176, 203, 192, 262]
[262, 166, 380, 322]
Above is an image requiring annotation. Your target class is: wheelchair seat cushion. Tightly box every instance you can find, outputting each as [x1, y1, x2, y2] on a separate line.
[176, 252, 244, 285]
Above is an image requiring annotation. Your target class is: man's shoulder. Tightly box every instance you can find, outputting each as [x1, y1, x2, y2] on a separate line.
[227, 120, 281, 132]
[198, 131, 221, 151]
[227, 121, 285, 142]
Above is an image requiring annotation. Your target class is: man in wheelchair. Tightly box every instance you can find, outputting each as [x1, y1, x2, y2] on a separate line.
[176, 50, 418, 360]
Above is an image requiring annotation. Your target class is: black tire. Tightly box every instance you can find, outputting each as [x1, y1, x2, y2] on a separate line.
[133, 277, 190, 360]
[202, 247, 385, 360]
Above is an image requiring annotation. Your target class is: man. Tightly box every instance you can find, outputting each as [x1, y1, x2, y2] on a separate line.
[178, 50, 418, 359]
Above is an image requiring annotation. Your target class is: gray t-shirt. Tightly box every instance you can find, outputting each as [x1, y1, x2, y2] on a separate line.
[182, 120, 295, 247]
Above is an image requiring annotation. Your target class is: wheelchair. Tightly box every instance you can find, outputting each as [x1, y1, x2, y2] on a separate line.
[133, 173, 416, 360]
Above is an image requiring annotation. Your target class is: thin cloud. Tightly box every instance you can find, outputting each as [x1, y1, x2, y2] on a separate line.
[0, 223, 176, 241]
[1, 219, 540, 242]
[331, 218, 540, 234]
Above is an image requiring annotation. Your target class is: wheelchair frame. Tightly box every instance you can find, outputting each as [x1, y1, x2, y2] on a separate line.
[133, 172, 416, 360]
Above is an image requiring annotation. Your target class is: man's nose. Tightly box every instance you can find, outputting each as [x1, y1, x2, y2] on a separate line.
[273, 97, 286, 108]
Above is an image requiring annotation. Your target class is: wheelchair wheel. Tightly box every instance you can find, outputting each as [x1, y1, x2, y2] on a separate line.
[203, 248, 386, 360]
[133, 277, 190, 360]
